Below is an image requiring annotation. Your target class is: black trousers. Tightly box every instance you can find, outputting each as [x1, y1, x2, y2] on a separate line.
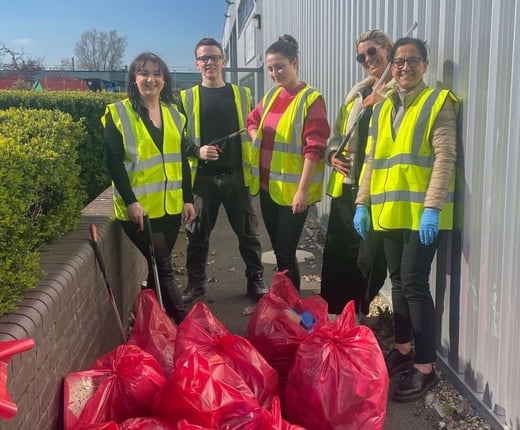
[121, 218, 186, 324]
[383, 229, 440, 364]
[186, 171, 263, 288]
[259, 190, 308, 290]
[320, 185, 387, 314]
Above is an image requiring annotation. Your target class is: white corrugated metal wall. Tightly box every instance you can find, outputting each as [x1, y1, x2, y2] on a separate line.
[223, 0, 520, 427]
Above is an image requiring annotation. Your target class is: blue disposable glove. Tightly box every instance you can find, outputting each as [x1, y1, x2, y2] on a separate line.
[353, 205, 371, 240]
[419, 208, 440, 246]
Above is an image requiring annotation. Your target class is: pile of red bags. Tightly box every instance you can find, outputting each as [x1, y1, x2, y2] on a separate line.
[63, 273, 389, 429]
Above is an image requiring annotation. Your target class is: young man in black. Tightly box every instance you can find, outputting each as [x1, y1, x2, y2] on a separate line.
[179, 38, 266, 303]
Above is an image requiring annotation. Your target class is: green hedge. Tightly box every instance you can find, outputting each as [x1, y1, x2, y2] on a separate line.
[0, 90, 124, 203]
[0, 107, 87, 314]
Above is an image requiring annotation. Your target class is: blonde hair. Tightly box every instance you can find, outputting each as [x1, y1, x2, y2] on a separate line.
[356, 29, 393, 52]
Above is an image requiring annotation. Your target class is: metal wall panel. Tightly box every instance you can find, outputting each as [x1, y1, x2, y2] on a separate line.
[223, 1, 520, 427]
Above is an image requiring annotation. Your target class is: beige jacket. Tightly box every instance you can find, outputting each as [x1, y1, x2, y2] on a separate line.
[356, 81, 457, 210]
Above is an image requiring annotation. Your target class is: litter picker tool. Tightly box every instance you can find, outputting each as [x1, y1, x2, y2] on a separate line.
[208, 128, 246, 146]
[89, 224, 127, 342]
[335, 22, 419, 180]
[144, 214, 165, 310]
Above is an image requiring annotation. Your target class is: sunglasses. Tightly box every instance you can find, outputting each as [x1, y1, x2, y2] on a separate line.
[356, 46, 380, 64]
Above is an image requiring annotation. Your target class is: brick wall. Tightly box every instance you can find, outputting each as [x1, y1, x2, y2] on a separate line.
[0, 188, 147, 430]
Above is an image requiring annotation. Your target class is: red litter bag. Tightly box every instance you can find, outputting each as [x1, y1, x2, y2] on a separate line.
[154, 351, 269, 429]
[283, 301, 389, 430]
[127, 289, 177, 376]
[269, 396, 306, 430]
[120, 417, 177, 429]
[77, 418, 176, 430]
[174, 302, 279, 409]
[0, 339, 35, 420]
[246, 271, 328, 386]
[75, 422, 120, 430]
[64, 344, 166, 429]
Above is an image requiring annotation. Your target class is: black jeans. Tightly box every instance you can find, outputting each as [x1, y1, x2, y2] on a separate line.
[259, 190, 307, 290]
[382, 229, 440, 364]
[121, 218, 186, 324]
[186, 171, 263, 288]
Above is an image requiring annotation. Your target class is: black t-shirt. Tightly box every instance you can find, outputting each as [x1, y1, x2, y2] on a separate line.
[183, 83, 247, 176]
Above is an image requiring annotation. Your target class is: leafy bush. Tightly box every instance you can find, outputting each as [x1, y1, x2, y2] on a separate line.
[0, 90, 123, 203]
[0, 108, 87, 314]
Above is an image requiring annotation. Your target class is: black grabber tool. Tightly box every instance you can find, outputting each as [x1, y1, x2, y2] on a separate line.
[89, 224, 127, 342]
[144, 214, 165, 310]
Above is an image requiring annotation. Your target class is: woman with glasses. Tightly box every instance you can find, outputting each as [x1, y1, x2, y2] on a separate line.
[247, 34, 330, 290]
[102, 52, 196, 324]
[354, 38, 458, 402]
[321, 29, 393, 318]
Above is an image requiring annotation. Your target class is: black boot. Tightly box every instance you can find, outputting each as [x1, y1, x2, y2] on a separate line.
[155, 256, 187, 325]
[247, 272, 268, 301]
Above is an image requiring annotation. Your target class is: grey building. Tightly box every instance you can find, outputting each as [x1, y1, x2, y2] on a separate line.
[221, 1, 520, 429]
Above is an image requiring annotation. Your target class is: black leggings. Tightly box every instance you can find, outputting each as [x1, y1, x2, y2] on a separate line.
[121, 219, 186, 324]
[259, 190, 308, 290]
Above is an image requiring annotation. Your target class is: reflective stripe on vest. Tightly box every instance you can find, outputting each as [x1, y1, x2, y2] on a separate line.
[369, 88, 458, 231]
[326, 99, 355, 198]
[180, 84, 252, 186]
[250, 85, 325, 206]
[105, 99, 184, 220]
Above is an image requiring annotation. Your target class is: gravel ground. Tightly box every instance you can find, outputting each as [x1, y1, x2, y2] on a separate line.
[303, 215, 495, 430]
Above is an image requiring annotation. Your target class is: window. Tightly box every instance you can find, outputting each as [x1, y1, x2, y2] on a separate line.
[237, 0, 254, 33]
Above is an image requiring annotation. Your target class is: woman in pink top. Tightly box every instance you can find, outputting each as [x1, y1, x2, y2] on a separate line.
[247, 34, 330, 289]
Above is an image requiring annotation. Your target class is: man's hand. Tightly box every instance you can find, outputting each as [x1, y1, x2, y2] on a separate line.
[198, 145, 219, 161]
[182, 203, 196, 224]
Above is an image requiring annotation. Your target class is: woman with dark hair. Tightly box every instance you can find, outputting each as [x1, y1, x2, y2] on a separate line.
[321, 29, 393, 317]
[102, 52, 196, 324]
[247, 35, 330, 290]
[355, 38, 458, 401]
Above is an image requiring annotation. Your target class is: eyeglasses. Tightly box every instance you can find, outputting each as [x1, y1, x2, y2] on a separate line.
[391, 56, 424, 69]
[356, 46, 380, 64]
[196, 55, 223, 63]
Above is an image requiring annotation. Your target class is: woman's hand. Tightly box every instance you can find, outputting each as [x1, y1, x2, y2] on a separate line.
[292, 189, 309, 214]
[361, 91, 385, 108]
[331, 152, 351, 176]
[248, 128, 258, 141]
[127, 202, 145, 231]
[182, 203, 196, 224]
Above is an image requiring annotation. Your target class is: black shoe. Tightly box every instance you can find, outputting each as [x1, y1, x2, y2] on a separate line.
[392, 367, 439, 402]
[182, 286, 206, 304]
[385, 348, 415, 375]
[247, 274, 268, 301]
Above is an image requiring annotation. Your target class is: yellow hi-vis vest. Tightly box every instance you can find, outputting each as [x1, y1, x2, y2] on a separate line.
[250, 85, 325, 206]
[326, 99, 355, 198]
[179, 84, 252, 186]
[367, 88, 459, 231]
[102, 99, 185, 220]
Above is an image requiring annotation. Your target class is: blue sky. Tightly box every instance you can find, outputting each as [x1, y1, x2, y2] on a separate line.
[0, 0, 227, 71]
